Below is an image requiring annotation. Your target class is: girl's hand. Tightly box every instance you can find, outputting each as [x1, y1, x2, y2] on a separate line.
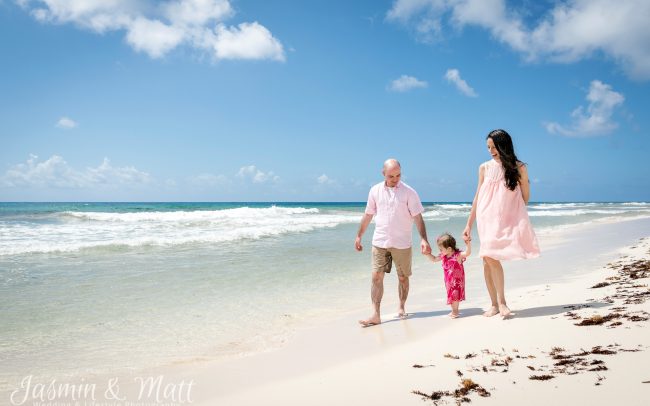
[425, 253, 440, 262]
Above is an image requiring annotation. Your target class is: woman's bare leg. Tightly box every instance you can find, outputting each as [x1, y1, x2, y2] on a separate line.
[485, 257, 511, 317]
[483, 258, 499, 317]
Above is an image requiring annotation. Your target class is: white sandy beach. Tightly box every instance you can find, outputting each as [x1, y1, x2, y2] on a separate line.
[97, 217, 650, 406]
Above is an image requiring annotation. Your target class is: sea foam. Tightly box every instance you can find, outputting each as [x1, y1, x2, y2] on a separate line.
[0, 206, 360, 255]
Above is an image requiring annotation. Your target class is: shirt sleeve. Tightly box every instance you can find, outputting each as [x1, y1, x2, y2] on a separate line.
[365, 187, 377, 215]
[407, 188, 424, 217]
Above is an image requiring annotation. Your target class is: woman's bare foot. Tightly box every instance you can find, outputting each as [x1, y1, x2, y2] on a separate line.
[448, 312, 460, 319]
[499, 304, 512, 318]
[483, 306, 499, 317]
[358, 316, 381, 327]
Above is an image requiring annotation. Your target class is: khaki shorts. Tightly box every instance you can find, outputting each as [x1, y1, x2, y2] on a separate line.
[372, 246, 412, 277]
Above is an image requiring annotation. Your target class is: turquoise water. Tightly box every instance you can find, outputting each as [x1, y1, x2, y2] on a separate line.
[1, 201, 649, 391]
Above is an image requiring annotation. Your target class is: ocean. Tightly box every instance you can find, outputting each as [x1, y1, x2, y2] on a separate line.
[1, 201, 650, 391]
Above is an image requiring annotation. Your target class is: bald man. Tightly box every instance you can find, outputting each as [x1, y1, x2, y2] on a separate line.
[355, 159, 431, 327]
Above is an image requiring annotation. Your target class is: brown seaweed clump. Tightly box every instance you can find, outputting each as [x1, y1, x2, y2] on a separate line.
[529, 375, 555, 381]
[590, 346, 617, 355]
[455, 379, 491, 398]
[591, 282, 611, 289]
[574, 313, 621, 326]
[412, 378, 490, 404]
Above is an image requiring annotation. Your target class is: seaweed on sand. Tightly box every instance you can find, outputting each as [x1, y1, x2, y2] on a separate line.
[529, 375, 555, 381]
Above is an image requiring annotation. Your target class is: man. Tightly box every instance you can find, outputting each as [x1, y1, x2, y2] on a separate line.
[355, 158, 431, 327]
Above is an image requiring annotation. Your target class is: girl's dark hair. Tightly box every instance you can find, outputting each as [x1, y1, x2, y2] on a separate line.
[487, 129, 522, 191]
[437, 233, 458, 251]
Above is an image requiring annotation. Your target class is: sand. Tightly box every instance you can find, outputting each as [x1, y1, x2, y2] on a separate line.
[8, 218, 649, 406]
[186, 218, 650, 406]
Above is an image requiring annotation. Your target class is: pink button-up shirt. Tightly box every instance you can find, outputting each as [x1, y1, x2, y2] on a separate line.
[365, 181, 425, 249]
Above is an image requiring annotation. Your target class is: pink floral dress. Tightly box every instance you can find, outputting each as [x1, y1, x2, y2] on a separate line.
[441, 250, 466, 304]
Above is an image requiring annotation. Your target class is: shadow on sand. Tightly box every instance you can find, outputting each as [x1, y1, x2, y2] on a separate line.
[380, 307, 485, 325]
[370, 302, 610, 326]
[513, 301, 611, 318]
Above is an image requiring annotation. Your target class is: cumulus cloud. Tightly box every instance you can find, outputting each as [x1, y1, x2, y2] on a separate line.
[164, 0, 233, 26]
[207, 22, 285, 61]
[1, 154, 151, 188]
[56, 116, 78, 129]
[237, 165, 279, 183]
[444, 68, 477, 97]
[125, 17, 185, 59]
[18, 0, 285, 62]
[388, 75, 428, 92]
[386, 0, 650, 80]
[386, 0, 448, 43]
[545, 80, 624, 137]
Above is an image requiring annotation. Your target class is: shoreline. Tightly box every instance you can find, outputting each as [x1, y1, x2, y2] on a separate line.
[95, 216, 650, 405]
[3, 217, 650, 405]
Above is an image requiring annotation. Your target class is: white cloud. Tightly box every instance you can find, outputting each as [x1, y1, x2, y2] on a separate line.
[207, 22, 285, 61]
[125, 17, 185, 59]
[1, 154, 151, 188]
[19, 0, 285, 62]
[26, 0, 134, 32]
[387, 0, 650, 80]
[165, 0, 233, 26]
[386, 0, 448, 43]
[444, 68, 477, 97]
[545, 80, 624, 137]
[56, 116, 78, 129]
[386, 0, 441, 22]
[237, 165, 279, 183]
[388, 75, 428, 92]
[317, 174, 335, 185]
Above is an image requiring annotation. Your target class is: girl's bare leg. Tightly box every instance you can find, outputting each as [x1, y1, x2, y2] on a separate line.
[450, 301, 460, 318]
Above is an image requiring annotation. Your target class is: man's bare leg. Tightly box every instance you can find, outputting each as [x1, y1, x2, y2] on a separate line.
[359, 271, 384, 326]
[397, 275, 409, 318]
[483, 259, 499, 317]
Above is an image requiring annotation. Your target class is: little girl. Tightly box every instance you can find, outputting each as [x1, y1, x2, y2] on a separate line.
[426, 233, 471, 318]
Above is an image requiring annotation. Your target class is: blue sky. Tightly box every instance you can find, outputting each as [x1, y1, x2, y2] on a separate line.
[1, 0, 649, 202]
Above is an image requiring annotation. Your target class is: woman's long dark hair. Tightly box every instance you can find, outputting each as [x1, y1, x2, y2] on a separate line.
[487, 129, 522, 191]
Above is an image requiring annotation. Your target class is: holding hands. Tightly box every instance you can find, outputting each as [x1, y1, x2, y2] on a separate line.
[462, 226, 472, 243]
[421, 239, 431, 255]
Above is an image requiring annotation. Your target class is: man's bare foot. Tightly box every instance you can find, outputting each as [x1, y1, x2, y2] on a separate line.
[358, 316, 381, 327]
[397, 309, 408, 319]
[499, 304, 512, 318]
[483, 306, 499, 317]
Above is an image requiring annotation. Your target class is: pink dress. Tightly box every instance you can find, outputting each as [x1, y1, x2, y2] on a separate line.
[476, 159, 540, 260]
[441, 251, 465, 304]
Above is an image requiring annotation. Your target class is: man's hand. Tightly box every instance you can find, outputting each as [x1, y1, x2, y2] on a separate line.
[355, 236, 363, 251]
[355, 214, 373, 252]
[421, 239, 431, 255]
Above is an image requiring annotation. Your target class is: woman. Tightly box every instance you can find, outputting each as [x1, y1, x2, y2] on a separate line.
[463, 129, 540, 318]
